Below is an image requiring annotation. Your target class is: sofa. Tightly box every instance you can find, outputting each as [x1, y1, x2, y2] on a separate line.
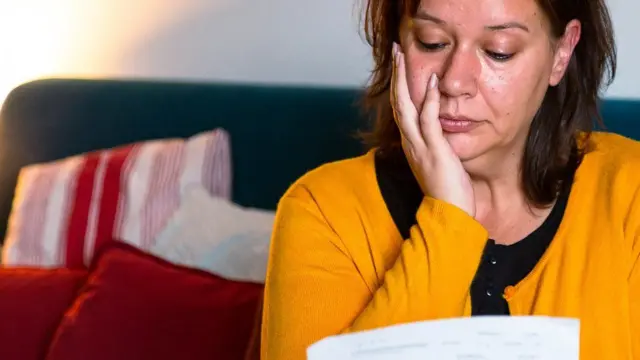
[0, 78, 639, 360]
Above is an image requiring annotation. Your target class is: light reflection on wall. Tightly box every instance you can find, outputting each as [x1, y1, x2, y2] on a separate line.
[0, 1, 75, 104]
[0, 0, 638, 108]
[0, 0, 208, 106]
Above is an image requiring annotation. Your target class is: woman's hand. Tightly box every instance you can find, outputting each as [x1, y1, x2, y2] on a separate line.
[391, 43, 476, 218]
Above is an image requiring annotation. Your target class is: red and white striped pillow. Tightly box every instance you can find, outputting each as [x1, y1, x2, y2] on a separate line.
[1, 129, 231, 268]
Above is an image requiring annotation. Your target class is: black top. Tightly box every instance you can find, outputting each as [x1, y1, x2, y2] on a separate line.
[374, 149, 570, 315]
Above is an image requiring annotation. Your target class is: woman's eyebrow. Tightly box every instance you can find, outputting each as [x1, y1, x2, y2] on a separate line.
[413, 10, 530, 32]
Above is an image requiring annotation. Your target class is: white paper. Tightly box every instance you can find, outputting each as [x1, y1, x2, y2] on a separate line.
[307, 316, 579, 360]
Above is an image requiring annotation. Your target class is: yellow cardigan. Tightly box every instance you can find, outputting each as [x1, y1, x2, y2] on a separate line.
[261, 132, 640, 360]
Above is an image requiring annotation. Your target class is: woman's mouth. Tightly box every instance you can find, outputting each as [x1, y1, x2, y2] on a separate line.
[438, 116, 482, 133]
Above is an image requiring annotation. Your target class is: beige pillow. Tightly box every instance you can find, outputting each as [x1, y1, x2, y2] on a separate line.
[150, 185, 274, 283]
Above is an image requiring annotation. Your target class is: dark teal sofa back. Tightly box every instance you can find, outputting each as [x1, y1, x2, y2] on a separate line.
[1, 78, 639, 242]
[0, 79, 368, 241]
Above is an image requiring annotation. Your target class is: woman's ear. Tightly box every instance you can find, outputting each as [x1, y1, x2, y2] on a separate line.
[549, 19, 581, 86]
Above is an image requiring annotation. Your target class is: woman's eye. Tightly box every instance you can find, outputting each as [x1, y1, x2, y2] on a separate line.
[418, 41, 447, 51]
[486, 50, 514, 62]
[417, 41, 514, 61]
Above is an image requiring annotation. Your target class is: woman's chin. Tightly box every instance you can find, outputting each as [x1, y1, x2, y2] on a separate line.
[444, 133, 482, 161]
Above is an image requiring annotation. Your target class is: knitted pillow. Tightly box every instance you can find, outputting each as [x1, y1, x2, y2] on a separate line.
[2, 129, 231, 268]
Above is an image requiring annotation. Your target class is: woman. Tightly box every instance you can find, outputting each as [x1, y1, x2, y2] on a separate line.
[262, 0, 639, 358]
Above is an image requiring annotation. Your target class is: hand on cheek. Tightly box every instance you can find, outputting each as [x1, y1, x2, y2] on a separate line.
[391, 42, 476, 218]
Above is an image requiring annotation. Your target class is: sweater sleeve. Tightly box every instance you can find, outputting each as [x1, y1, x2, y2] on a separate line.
[260, 184, 488, 360]
[627, 187, 640, 358]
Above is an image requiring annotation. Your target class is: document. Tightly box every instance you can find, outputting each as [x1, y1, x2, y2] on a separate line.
[307, 316, 579, 360]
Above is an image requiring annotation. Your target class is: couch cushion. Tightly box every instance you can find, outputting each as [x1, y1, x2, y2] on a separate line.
[2, 129, 230, 268]
[46, 240, 263, 360]
[150, 185, 274, 283]
[0, 267, 87, 360]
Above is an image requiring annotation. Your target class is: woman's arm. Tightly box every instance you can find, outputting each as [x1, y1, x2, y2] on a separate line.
[627, 187, 640, 358]
[260, 183, 488, 360]
[630, 258, 639, 358]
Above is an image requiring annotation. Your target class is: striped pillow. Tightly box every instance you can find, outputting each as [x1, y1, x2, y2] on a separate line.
[1, 129, 231, 268]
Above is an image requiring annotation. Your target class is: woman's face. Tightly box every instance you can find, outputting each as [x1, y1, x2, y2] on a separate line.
[401, 0, 580, 166]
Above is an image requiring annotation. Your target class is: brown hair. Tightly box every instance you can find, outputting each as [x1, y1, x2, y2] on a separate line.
[360, 0, 617, 206]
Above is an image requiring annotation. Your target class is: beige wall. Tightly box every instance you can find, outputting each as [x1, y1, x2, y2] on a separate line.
[0, 0, 637, 105]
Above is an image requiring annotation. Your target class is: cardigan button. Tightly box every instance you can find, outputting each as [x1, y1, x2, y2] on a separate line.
[503, 285, 516, 300]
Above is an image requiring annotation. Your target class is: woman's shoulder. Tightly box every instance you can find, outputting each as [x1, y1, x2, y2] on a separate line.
[588, 131, 640, 153]
[580, 131, 640, 192]
[585, 131, 640, 168]
[279, 149, 379, 205]
[274, 149, 389, 246]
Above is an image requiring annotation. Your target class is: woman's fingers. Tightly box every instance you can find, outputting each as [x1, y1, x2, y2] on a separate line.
[391, 43, 422, 148]
[419, 73, 447, 153]
[390, 45, 476, 217]
[391, 43, 446, 154]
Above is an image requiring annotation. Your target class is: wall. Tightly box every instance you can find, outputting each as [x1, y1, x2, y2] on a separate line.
[0, 0, 637, 105]
[604, 0, 639, 98]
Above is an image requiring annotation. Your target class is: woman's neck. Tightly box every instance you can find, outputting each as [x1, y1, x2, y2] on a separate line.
[464, 150, 554, 244]
[472, 172, 523, 217]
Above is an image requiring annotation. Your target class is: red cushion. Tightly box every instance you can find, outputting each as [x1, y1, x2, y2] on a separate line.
[0, 267, 87, 360]
[46, 241, 264, 360]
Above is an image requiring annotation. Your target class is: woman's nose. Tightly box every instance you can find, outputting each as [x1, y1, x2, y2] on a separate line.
[439, 46, 480, 98]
